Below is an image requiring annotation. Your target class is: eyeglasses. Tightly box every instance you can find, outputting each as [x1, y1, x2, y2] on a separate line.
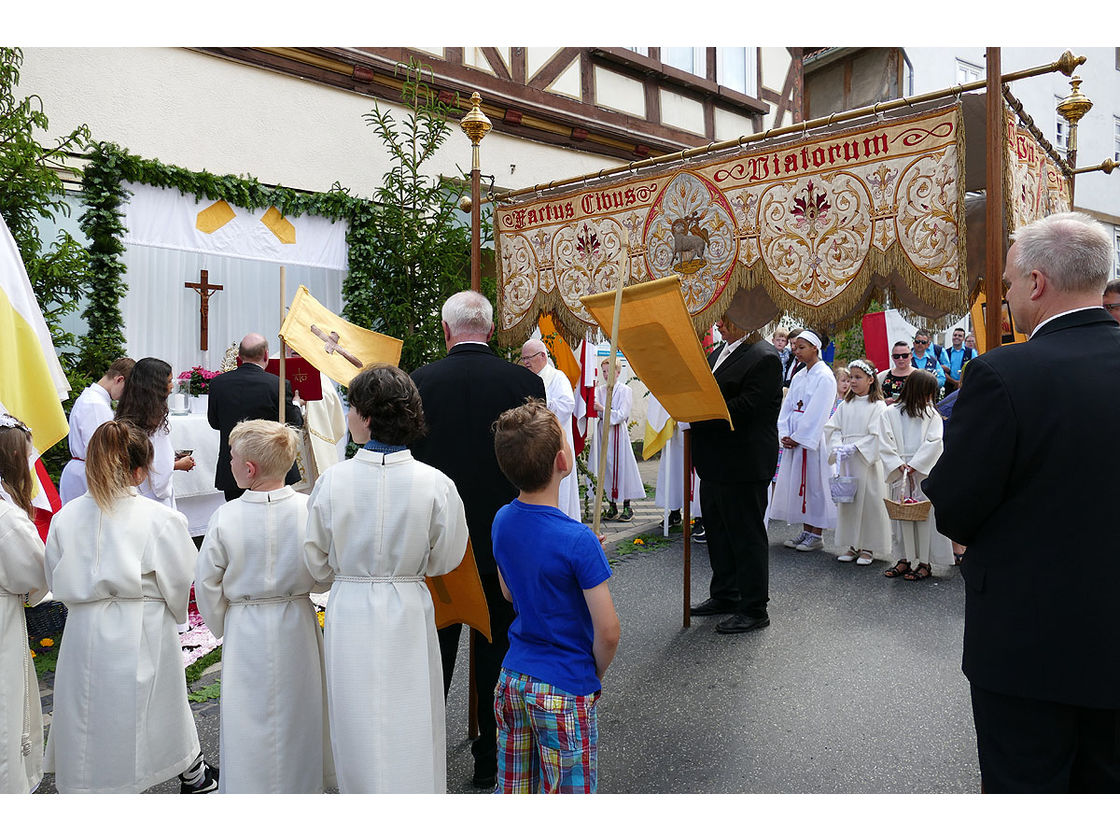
[518, 351, 544, 362]
[1105, 303, 1120, 312]
[913, 339, 929, 345]
[892, 353, 911, 360]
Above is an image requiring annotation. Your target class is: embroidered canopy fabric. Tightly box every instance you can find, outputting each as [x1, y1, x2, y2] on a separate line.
[496, 103, 969, 344]
[1004, 106, 1072, 235]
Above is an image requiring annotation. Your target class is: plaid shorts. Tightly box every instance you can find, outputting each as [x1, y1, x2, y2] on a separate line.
[494, 668, 600, 794]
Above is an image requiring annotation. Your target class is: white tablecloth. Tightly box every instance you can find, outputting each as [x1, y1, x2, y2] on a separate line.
[169, 410, 224, 537]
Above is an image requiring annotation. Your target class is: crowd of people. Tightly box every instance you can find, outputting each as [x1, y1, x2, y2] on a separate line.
[2, 212, 1117, 795]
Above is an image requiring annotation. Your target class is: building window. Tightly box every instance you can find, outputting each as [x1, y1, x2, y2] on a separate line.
[1055, 97, 1069, 156]
[1114, 116, 1120, 162]
[956, 59, 982, 85]
[662, 47, 705, 78]
[627, 47, 648, 57]
[902, 53, 914, 97]
[1115, 226, 1120, 279]
[716, 47, 758, 97]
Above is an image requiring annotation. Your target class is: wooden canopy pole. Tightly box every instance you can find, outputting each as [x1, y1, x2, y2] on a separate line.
[279, 266, 287, 423]
[682, 427, 692, 629]
[984, 48, 1005, 353]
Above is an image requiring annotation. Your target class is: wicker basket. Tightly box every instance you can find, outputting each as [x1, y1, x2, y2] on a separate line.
[24, 600, 68, 638]
[883, 497, 931, 521]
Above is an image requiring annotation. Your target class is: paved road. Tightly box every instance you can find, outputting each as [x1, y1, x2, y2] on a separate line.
[33, 455, 978, 794]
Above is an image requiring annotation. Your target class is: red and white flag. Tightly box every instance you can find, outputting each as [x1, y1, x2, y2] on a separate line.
[572, 339, 597, 456]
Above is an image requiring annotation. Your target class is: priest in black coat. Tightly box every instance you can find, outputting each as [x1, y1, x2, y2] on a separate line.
[689, 317, 784, 634]
[207, 333, 303, 500]
[410, 290, 545, 789]
[925, 212, 1120, 793]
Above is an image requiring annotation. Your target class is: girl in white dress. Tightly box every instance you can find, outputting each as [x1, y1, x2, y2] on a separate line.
[305, 365, 468, 793]
[195, 420, 333, 793]
[877, 370, 953, 581]
[824, 361, 891, 565]
[0, 415, 49, 794]
[767, 331, 837, 551]
[114, 357, 195, 508]
[44, 420, 217, 793]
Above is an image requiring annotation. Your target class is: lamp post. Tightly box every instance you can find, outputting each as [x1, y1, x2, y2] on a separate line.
[459, 91, 492, 293]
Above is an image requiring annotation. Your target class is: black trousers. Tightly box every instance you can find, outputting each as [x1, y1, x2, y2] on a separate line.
[437, 571, 515, 774]
[970, 683, 1120, 793]
[699, 478, 770, 618]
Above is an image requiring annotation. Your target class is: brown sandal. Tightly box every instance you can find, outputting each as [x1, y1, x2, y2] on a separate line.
[904, 562, 932, 581]
[884, 560, 911, 578]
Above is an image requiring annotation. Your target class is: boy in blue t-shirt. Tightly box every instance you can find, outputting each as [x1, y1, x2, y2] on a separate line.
[490, 399, 621, 793]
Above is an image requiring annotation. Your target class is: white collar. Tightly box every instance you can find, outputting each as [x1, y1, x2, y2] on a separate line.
[90, 382, 112, 403]
[1029, 306, 1102, 338]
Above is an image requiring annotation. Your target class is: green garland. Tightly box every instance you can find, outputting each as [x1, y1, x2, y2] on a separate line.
[77, 140, 375, 378]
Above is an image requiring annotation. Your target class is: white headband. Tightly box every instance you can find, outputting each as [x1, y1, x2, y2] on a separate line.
[798, 330, 822, 350]
[848, 360, 876, 378]
[0, 414, 30, 433]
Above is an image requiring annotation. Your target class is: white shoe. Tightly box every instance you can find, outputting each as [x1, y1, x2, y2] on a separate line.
[837, 548, 857, 562]
[796, 535, 824, 552]
[784, 532, 810, 548]
[855, 552, 874, 566]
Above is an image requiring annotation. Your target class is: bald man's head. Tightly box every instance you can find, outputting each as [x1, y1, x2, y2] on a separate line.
[239, 333, 269, 365]
[520, 338, 548, 374]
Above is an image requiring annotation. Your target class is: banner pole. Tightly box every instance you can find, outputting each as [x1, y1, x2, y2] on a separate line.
[591, 273, 626, 534]
[683, 427, 692, 629]
[279, 266, 287, 424]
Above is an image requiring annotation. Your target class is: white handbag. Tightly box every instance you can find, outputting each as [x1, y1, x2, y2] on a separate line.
[829, 452, 858, 504]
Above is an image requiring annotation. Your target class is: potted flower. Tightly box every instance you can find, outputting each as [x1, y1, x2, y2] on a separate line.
[177, 366, 220, 412]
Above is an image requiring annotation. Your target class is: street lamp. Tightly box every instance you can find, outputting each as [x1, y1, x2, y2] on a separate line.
[460, 91, 492, 293]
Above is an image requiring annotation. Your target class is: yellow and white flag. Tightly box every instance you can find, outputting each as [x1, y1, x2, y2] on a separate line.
[0, 212, 70, 455]
[643, 394, 676, 460]
[279, 286, 403, 385]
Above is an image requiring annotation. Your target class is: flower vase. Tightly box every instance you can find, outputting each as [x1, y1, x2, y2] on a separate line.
[190, 394, 209, 415]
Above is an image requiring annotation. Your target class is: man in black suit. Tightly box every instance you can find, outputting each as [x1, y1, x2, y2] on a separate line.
[689, 317, 784, 634]
[207, 333, 303, 500]
[410, 290, 545, 788]
[925, 212, 1120, 793]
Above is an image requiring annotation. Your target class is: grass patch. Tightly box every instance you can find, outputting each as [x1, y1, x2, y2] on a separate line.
[188, 680, 222, 703]
[185, 647, 222, 685]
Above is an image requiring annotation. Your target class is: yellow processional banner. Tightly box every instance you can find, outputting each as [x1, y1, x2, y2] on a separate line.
[581, 275, 731, 426]
[496, 103, 969, 343]
[1004, 106, 1073, 235]
[279, 285, 402, 385]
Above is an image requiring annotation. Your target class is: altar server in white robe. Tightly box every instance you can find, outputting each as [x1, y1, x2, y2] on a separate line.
[293, 371, 348, 492]
[195, 420, 333, 793]
[304, 364, 468, 794]
[520, 339, 580, 520]
[823, 360, 891, 564]
[44, 420, 217, 793]
[0, 416, 49, 793]
[876, 369, 953, 580]
[587, 358, 645, 520]
[59, 357, 134, 505]
[767, 331, 837, 548]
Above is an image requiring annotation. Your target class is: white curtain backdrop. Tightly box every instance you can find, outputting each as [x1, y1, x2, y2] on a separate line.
[121, 245, 345, 377]
[118, 182, 348, 376]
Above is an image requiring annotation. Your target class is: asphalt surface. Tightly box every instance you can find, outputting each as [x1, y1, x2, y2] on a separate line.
[32, 455, 979, 795]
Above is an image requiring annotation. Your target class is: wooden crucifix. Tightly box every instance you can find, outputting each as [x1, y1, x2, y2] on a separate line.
[184, 270, 223, 351]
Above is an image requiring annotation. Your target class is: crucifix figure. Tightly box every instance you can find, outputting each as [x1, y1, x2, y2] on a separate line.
[184, 270, 224, 351]
[310, 323, 363, 368]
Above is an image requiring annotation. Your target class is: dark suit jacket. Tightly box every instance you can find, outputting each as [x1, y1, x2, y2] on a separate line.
[691, 339, 784, 484]
[207, 362, 304, 492]
[410, 343, 546, 576]
[924, 308, 1120, 708]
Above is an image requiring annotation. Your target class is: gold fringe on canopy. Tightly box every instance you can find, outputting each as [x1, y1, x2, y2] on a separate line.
[1003, 105, 1073, 238]
[495, 103, 970, 347]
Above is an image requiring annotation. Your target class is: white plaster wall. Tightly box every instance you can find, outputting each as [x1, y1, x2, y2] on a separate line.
[659, 89, 704, 133]
[714, 107, 755, 142]
[16, 47, 619, 198]
[593, 66, 645, 118]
